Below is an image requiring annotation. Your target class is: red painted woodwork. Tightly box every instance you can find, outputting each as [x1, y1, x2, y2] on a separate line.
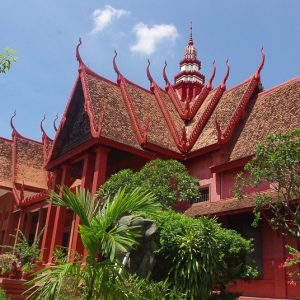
[0, 28, 299, 300]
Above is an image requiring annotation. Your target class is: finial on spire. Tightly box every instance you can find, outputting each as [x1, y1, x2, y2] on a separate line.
[53, 113, 58, 132]
[189, 21, 194, 45]
[255, 46, 265, 79]
[76, 38, 83, 65]
[221, 59, 230, 89]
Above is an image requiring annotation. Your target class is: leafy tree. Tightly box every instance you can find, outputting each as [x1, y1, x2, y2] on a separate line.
[100, 159, 200, 209]
[149, 210, 257, 300]
[235, 128, 300, 236]
[27, 187, 161, 300]
[0, 48, 17, 74]
[235, 128, 300, 284]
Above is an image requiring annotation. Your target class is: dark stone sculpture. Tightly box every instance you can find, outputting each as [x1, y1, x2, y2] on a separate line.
[117, 215, 157, 278]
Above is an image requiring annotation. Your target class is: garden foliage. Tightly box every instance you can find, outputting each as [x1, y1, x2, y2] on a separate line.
[235, 128, 300, 285]
[150, 210, 257, 299]
[100, 159, 200, 208]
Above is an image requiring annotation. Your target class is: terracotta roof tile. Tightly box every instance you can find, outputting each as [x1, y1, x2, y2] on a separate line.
[0, 139, 12, 188]
[125, 82, 179, 151]
[15, 137, 47, 189]
[227, 77, 300, 161]
[184, 191, 276, 217]
[86, 74, 141, 150]
[191, 80, 252, 151]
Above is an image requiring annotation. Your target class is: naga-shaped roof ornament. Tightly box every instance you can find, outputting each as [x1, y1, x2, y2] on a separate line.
[163, 61, 172, 90]
[76, 38, 83, 65]
[207, 60, 216, 90]
[53, 113, 58, 132]
[146, 59, 156, 91]
[113, 50, 123, 83]
[40, 115, 52, 140]
[221, 59, 230, 89]
[254, 47, 265, 79]
[10, 110, 22, 138]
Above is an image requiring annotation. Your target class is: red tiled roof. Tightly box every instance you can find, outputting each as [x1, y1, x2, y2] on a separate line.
[227, 77, 300, 162]
[15, 136, 47, 189]
[0, 138, 13, 188]
[184, 190, 277, 217]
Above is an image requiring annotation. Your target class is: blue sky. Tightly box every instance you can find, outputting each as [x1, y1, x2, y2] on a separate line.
[1, 0, 299, 141]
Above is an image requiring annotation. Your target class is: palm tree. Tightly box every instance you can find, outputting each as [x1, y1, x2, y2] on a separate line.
[27, 187, 161, 300]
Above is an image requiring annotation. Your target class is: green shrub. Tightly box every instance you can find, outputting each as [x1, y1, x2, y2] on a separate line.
[0, 288, 7, 300]
[149, 210, 257, 300]
[100, 159, 199, 208]
[116, 275, 186, 300]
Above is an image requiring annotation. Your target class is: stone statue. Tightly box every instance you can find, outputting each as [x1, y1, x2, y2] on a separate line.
[117, 215, 157, 278]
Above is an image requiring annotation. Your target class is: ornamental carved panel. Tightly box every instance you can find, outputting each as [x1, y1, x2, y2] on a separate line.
[59, 97, 92, 156]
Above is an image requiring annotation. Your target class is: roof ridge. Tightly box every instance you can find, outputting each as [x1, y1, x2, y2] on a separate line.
[258, 75, 300, 96]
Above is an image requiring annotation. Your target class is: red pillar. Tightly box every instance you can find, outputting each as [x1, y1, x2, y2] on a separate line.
[2, 202, 16, 249]
[47, 165, 71, 264]
[69, 154, 95, 261]
[13, 211, 25, 250]
[40, 169, 62, 262]
[91, 147, 109, 195]
[34, 206, 45, 242]
[83, 147, 109, 259]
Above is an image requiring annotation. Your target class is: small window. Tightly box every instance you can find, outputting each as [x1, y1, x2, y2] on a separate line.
[190, 187, 209, 204]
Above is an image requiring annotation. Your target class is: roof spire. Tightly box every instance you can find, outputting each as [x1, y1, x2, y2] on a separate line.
[189, 21, 193, 45]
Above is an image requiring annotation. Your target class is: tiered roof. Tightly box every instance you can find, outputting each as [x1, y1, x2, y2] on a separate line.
[0, 113, 52, 208]
[0, 28, 299, 210]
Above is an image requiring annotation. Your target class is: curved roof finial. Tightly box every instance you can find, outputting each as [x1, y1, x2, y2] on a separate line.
[207, 60, 216, 90]
[221, 59, 230, 89]
[113, 50, 122, 82]
[163, 60, 171, 88]
[40, 114, 48, 138]
[255, 46, 265, 79]
[10, 110, 17, 132]
[53, 113, 58, 132]
[76, 37, 83, 65]
[189, 21, 193, 45]
[146, 59, 155, 89]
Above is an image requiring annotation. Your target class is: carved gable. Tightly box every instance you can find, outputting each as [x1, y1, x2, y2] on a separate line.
[51, 80, 92, 160]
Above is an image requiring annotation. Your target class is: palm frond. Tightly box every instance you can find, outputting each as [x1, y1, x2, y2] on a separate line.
[26, 262, 81, 300]
[50, 186, 100, 226]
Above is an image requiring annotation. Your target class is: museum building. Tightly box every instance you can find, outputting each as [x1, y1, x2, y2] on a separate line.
[0, 27, 299, 299]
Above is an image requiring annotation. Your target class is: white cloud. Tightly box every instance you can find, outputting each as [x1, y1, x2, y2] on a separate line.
[130, 23, 178, 55]
[90, 5, 129, 34]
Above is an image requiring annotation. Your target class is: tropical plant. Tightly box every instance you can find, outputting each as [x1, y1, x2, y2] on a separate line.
[12, 228, 43, 266]
[100, 159, 200, 208]
[0, 48, 17, 74]
[27, 186, 161, 300]
[149, 210, 257, 300]
[235, 128, 300, 284]
[235, 128, 300, 237]
[116, 274, 186, 300]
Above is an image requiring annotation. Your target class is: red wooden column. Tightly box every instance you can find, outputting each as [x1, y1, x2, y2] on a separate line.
[2, 202, 16, 249]
[91, 147, 109, 195]
[69, 153, 95, 261]
[13, 211, 25, 249]
[83, 147, 109, 259]
[47, 165, 71, 263]
[40, 169, 62, 262]
[34, 206, 45, 241]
